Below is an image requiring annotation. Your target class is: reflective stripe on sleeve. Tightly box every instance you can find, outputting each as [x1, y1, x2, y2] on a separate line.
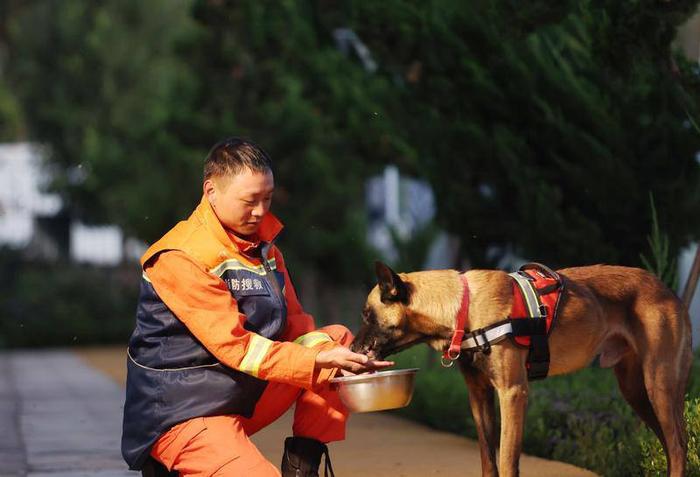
[294, 331, 333, 348]
[209, 257, 277, 278]
[239, 334, 273, 377]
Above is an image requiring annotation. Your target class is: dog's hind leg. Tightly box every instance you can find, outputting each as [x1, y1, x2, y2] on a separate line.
[641, 347, 690, 476]
[613, 352, 663, 440]
[642, 358, 688, 477]
[460, 358, 499, 477]
[615, 348, 688, 477]
[635, 302, 691, 477]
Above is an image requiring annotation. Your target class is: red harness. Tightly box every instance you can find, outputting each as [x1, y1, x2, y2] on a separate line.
[509, 266, 561, 347]
[442, 264, 563, 379]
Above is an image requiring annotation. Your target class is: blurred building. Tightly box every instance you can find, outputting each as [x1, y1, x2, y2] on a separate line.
[678, 6, 700, 64]
[365, 165, 460, 269]
[0, 143, 62, 252]
[679, 244, 700, 348]
[0, 142, 144, 265]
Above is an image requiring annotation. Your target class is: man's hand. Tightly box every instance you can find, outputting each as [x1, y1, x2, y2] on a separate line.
[315, 346, 394, 374]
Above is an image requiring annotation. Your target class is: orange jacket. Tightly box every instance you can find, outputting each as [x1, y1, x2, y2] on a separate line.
[123, 195, 341, 469]
[141, 195, 337, 389]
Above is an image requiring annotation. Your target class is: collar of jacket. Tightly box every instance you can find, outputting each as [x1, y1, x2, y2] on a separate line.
[195, 195, 284, 254]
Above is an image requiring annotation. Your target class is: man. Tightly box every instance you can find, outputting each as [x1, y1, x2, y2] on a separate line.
[121, 138, 392, 476]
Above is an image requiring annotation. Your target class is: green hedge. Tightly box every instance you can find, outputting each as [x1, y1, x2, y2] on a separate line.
[393, 345, 700, 477]
[0, 248, 138, 348]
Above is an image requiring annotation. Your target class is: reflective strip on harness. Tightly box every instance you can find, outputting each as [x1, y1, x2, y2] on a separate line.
[509, 272, 544, 318]
[239, 334, 273, 377]
[461, 322, 513, 350]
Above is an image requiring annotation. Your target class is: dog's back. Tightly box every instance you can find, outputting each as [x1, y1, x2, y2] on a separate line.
[558, 265, 691, 350]
[559, 264, 677, 305]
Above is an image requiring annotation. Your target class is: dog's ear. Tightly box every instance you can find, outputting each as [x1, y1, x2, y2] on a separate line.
[375, 261, 409, 304]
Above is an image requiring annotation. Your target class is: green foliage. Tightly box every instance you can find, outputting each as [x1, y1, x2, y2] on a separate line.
[3, 0, 412, 283]
[4, 0, 700, 279]
[523, 368, 643, 475]
[392, 345, 700, 476]
[349, 0, 700, 268]
[640, 398, 700, 476]
[0, 79, 24, 141]
[6, 0, 203, 241]
[0, 248, 137, 348]
[640, 193, 679, 289]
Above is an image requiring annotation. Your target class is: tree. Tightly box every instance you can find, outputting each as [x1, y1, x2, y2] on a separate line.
[182, 0, 408, 280]
[6, 0, 202, 239]
[348, 0, 700, 268]
[6, 0, 700, 277]
[5, 0, 407, 281]
[0, 0, 25, 141]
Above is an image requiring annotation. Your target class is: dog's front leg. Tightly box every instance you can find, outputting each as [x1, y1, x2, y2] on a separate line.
[492, 349, 529, 477]
[460, 358, 499, 477]
[497, 382, 528, 477]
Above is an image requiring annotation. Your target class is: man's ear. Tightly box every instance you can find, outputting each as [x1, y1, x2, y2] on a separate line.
[375, 261, 409, 304]
[203, 179, 217, 207]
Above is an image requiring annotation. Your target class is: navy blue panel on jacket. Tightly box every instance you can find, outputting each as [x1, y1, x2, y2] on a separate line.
[121, 251, 287, 470]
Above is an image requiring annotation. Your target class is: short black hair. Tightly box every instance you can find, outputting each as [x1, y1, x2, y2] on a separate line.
[204, 137, 273, 181]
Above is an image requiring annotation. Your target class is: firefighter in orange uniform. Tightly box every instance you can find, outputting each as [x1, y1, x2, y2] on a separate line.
[121, 138, 392, 476]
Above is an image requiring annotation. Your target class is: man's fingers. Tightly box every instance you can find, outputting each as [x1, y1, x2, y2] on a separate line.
[347, 351, 369, 364]
[341, 360, 366, 373]
[336, 349, 369, 367]
[317, 347, 395, 373]
[366, 359, 394, 369]
[338, 359, 395, 374]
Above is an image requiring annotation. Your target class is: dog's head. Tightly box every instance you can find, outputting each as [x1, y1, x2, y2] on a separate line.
[351, 261, 456, 359]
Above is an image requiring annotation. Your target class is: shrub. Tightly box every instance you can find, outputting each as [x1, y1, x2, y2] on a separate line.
[523, 368, 643, 475]
[0, 248, 138, 348]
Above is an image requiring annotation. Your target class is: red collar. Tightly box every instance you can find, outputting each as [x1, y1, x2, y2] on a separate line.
[443, 273, 470, 362]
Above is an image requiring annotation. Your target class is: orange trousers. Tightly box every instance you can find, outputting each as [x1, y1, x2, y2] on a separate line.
[150, 325, 351, 477]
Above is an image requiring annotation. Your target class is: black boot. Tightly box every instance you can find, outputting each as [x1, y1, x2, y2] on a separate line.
[281, 436, 335, 477]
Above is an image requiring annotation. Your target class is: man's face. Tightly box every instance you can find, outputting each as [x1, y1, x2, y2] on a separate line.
[204, 168, 274, 238]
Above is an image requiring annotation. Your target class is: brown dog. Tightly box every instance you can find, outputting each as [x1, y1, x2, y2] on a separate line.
[352, 262, 692, 477]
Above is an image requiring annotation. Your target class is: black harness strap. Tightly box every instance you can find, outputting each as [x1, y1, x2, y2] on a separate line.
[508, 316, 549, 379]
[510, 263, 563, 381]
[508, 317, 547, 337]
[527, 335, 551, 380]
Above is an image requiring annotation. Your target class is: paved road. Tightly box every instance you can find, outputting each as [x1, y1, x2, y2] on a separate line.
[1, 348, 598, 477]
[0, 350, 131, 477]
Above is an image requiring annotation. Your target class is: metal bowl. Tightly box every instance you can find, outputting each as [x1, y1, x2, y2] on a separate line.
[329, 368, 419, 413]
